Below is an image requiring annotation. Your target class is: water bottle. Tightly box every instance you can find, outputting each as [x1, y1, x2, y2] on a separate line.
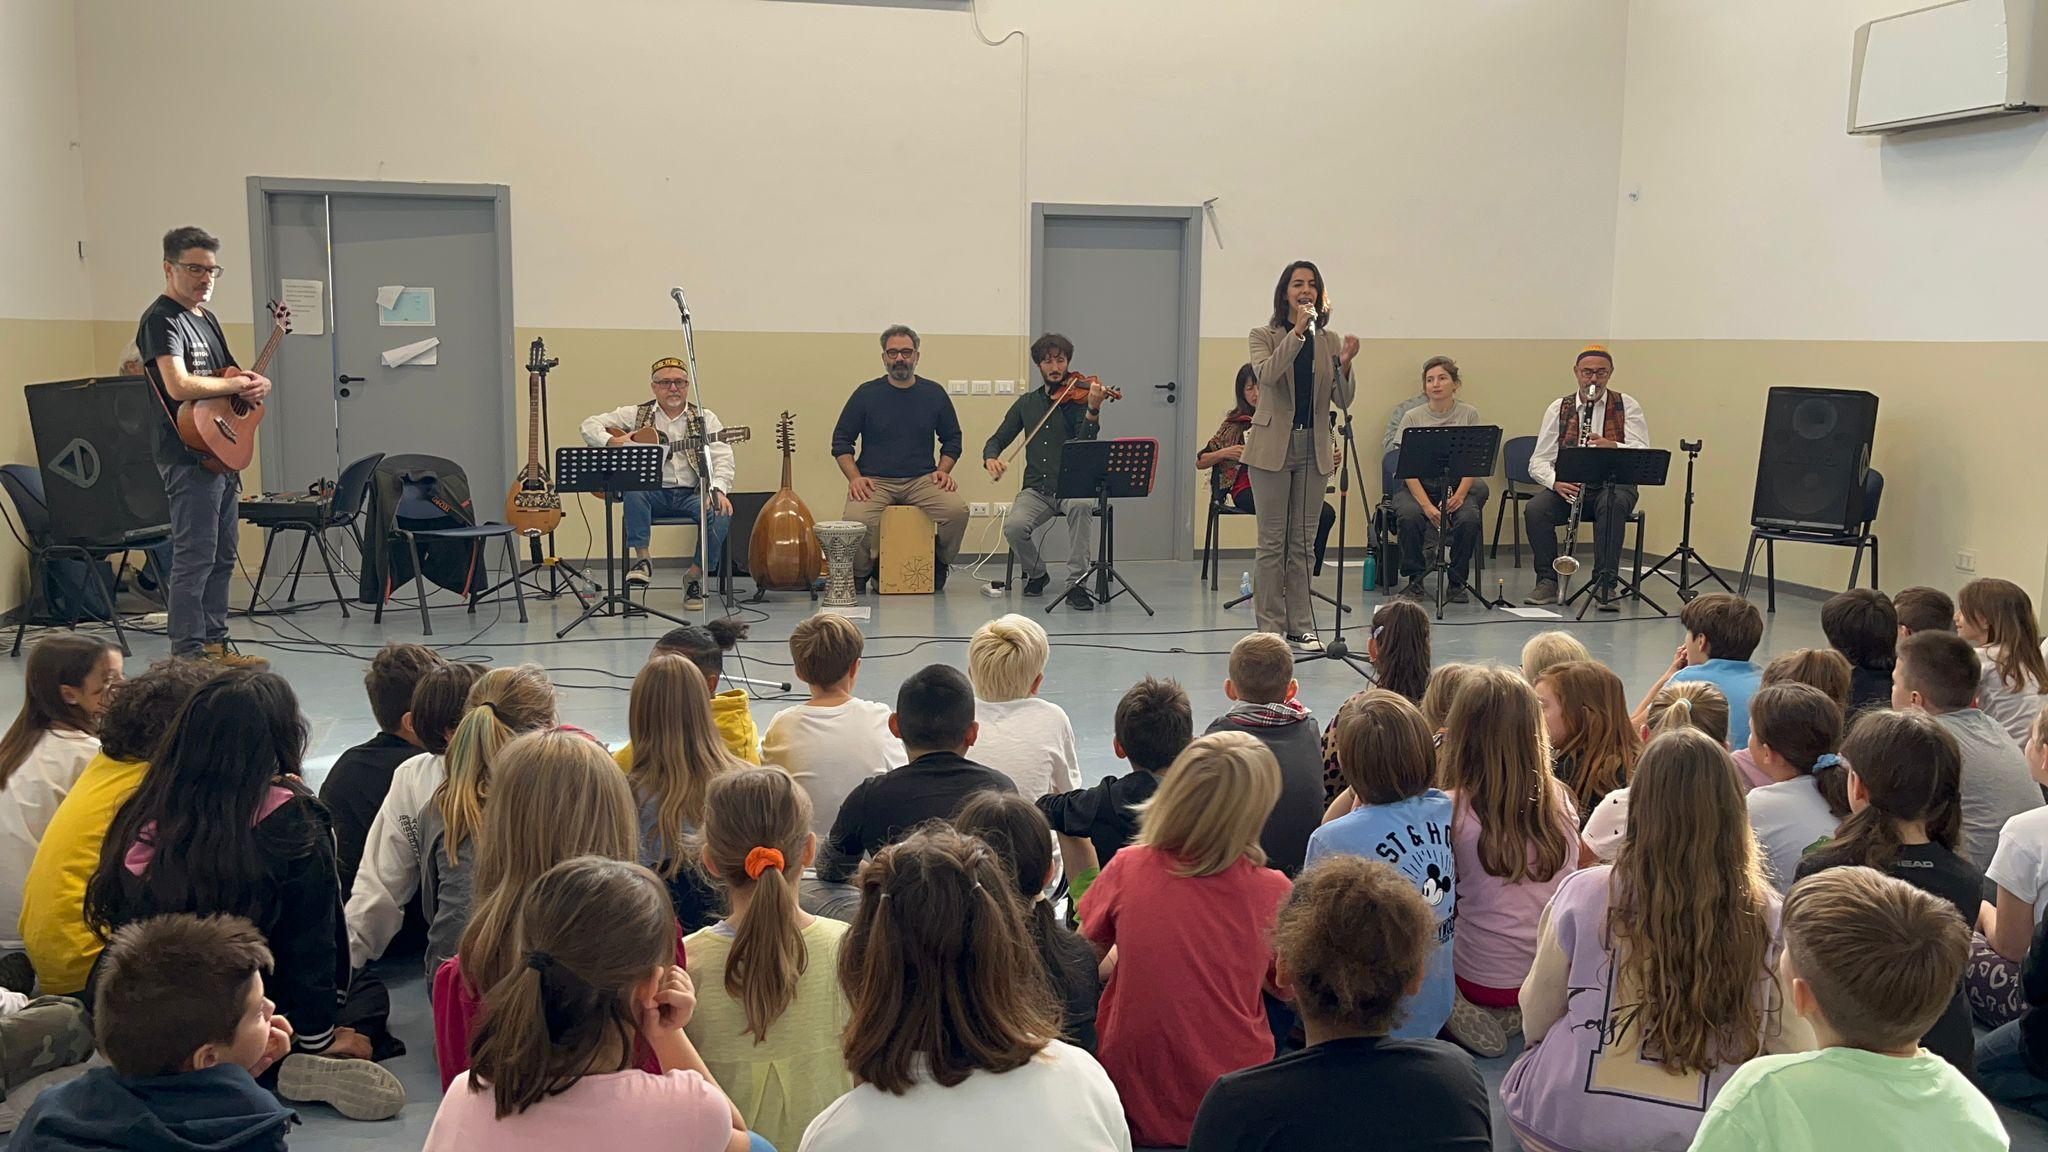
[1363, 551, 1377, 592]
[1240, 571, 1253, 598]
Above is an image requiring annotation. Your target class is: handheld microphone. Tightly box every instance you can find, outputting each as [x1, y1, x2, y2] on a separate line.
[670, 286, 689, 322]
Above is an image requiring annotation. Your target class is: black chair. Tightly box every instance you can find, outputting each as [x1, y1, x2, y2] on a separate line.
[2, 464, 167, 657]
[1379, 449, 1483, 589]
[244, 452, 384, 617]
[1490, 434, 1538, 567]
[611, 494, 734, 597]
[1739, 467, 1883, 614]
[1200, 483, 1255, 591]
[373, 473, 528, 636]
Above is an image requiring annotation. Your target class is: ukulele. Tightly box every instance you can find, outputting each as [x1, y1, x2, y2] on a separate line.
[747, 411, 824, 591]
[505, 338, 566, 536]
[176, 300, 291, 473]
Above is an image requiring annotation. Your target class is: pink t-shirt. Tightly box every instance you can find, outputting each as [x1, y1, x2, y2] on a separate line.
[1078, 843, 1291, 1148]
[1447, 786, 1581, 990]
[1728, 748, 1772, 793]
[424, 1068, 732, 1152]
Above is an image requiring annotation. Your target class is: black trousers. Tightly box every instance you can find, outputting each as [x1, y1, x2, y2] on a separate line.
[1525, 483, 1637, 582]
[1233, 488, 1336, 573]
[1391, 480, 1490, 582]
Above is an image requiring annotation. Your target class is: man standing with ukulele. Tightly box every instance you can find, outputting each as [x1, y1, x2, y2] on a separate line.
[136, 226, 269, 666]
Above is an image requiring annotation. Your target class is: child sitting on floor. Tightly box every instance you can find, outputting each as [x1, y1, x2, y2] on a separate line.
[1038, 676, 1191, 899]
[760, 613, 904, 839]
[1206, 633, 1324, 876]
[965, 614, 1078, 800]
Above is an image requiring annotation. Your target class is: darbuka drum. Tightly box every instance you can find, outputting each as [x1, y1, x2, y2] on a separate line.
[814, 520, 867, 607]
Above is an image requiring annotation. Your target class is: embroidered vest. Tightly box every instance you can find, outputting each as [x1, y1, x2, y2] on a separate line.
[1557, 390, 1628, 447]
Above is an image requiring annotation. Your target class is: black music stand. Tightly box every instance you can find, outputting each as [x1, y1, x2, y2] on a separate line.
[1046, 438, 1155, 616]
[553, 445, 688, 638]
[1395, 424, 1504, 620]
[1555, 446, 1671, 619]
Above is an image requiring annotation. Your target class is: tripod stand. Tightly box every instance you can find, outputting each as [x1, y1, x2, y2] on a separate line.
[1296, 409, 1371, 677]
[1046, 438, 1155, 616]
[554, 445, 691, 639]
[512, 338, 598, 605]
[1643, 438, 1731, 604]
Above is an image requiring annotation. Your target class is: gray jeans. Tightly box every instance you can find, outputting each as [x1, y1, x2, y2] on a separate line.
[157, 461, 241, 654]
[1248, 429, 1321, 636]
[1003, 488, 1093, 583]
[798, 876, 861, 923]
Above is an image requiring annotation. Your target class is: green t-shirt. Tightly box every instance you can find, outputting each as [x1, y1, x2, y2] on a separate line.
[1690, 1047, 2007, 1152]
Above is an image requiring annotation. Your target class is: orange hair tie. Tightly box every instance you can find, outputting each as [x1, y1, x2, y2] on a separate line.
[743, 846, 786, 881]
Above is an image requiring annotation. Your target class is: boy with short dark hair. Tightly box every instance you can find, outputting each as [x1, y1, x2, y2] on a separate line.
[1203, 633, 1325, 876]
[1895, 630, 2043, 870]
[1186, 855, 1490, 1152]
[1894, 586, 1957, 637]
[319, 642, 443, 894]
[1038, 676, 1193, 892]
[761, 613, 906, 839]
[1820, 588, 1896, 712]
[1667, 592, 1767, 747]
[1690, 867, 2007, 1151]
[805, 665, 1016, 921]
[11, 914, 299, 1150]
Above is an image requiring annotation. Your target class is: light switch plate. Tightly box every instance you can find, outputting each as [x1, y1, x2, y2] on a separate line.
[995, 379, 1016, 394]
[971, 379, 994, 395]
[948, 379, 969, 394]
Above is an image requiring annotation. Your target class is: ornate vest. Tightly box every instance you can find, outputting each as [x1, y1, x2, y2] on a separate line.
[1557, 390, 1628, 446]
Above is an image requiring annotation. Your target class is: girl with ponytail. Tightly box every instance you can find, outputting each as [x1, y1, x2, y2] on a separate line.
[1793, 708, 1981, 1074]
[423, 856, 752, 1151]
[418, 664, 556, 976]
[954, 790, 1102, 1053]
[1743, 681, 1849, 892]
[683, 767, 850, 1149]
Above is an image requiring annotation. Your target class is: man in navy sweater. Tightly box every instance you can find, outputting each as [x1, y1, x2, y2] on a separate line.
[832, 324, 968, 591]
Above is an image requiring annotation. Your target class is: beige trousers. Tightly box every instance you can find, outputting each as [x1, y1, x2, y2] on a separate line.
[842, 474, 970, 577]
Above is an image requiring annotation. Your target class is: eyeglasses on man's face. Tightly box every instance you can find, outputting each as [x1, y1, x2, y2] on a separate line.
[171, 262, 225, 279]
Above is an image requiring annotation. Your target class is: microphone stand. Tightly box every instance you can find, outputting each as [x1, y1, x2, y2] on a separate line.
[1295, 404, 1372, 679]
[672, 290, 739, 618]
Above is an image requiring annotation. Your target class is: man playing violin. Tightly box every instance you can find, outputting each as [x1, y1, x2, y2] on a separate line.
[982, 333, 1110, 610]
[580, 356, 734, 610]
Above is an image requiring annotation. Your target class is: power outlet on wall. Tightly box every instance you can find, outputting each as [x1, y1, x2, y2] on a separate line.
[995, 379, 1016, 394]
[1956, 549, 1979, 573]
[993, 502, 1012, 517]
[948, 379, 969, 395]
[970, 502, 991, 518]
[972, 380, 994, 395]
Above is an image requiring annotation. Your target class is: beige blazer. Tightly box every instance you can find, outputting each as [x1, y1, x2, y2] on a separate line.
[1244, 323, 1356, 475]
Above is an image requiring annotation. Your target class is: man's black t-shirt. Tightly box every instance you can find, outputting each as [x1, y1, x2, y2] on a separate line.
[1796, 840, 1982, 1074]
[135, 294, 237, 468]
[1185, 1035, 1493, 1152]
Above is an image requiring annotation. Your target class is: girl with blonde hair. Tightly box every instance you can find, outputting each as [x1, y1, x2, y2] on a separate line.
[418, 664, 556, 976]
[1582, 680, 1732, 860]
[626, 655, 749, 926]
[1504, 728, 1807, 1149]
[1520, 629, 1590, 683]
[1436, 666, 1580, 1057]
[1078, 731, 1292, 1148]
[1534, 660, 1642, 821]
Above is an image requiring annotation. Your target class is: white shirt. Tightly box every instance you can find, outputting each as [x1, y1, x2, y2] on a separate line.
[0, 730, 98, 950]
[1746, 777, 1841, 893]
[344, 751, 445, 968]
[1989, 806, 2048, 927]
[798, 1039, 1130, 1152]
[1977, 646, 2044, 747]
[1527, 389, 1651, 491]
[579, 402, 737, 493]
[970, 697, 1079, 799]
[762, 698, 907, 839]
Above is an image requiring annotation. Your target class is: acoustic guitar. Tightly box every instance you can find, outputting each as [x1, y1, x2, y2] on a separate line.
[176, 300, 291, 473]
[505, 338, 566, 536]
[747, 411, 824, 591]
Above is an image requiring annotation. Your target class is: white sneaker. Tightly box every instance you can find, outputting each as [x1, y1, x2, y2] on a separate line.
[1290, 632, 1325, 654]
[277, 1053, 406, 1121]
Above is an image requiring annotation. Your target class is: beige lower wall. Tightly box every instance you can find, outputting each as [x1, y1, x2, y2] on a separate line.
[10, 326, 2042, 615]
[0, 319, 100, 614]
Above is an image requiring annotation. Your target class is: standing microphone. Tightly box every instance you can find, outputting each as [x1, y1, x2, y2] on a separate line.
[670, 286, 689, 322]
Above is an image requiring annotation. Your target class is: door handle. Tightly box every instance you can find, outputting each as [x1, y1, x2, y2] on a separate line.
[1154, 380, 1177, 404]
[337, 373, 364, 399]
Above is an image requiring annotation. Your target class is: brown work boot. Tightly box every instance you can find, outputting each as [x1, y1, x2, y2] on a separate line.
[199, 642, 269, 669]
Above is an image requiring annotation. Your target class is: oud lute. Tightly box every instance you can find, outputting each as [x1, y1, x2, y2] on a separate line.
[747, 411, 824, 591]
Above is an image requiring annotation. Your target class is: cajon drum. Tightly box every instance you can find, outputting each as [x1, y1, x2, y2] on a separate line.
[878, 505, 936, 594]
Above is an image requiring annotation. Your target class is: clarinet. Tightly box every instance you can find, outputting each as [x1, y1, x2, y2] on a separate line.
[1552, 393, 1596, 578]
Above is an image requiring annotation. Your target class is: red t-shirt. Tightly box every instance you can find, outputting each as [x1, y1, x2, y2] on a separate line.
[1078, 844, 1292, 1148]
[432, 920, 688, 1090]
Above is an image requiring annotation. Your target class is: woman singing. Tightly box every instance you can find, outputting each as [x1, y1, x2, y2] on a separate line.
[1200, 365, 1338, 574]
[1390, 356, 1488, 602]
[1246, 261, 1357, 650]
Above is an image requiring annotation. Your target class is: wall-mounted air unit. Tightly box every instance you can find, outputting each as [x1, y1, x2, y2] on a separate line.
[1849, 0, 2048, 133]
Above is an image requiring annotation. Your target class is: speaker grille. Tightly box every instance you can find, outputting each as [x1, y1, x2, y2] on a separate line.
[1751, 388, 1878, 534]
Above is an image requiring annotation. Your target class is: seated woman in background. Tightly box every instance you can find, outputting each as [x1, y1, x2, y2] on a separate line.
[1199, 363, 1336, 576]
[1388, 356, 1489, 603]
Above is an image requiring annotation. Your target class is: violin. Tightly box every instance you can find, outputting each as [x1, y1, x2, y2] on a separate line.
[1049, 372, 1122, 406]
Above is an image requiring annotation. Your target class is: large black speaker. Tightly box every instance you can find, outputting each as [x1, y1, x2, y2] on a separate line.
[1750, 386, 1878, 534]
[23, 376, 173, 547]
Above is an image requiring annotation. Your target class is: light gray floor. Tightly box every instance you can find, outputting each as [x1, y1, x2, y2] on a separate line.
[9, 554, 2047, 1150]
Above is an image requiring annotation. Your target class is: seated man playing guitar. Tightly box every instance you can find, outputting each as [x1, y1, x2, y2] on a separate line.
[580, 356, 737, 610]
[136, 225, 270, 667]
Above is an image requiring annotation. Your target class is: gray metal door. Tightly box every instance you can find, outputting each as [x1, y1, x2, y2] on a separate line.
[1033, 209, 1198, 561]
[251, 181, 513, 510]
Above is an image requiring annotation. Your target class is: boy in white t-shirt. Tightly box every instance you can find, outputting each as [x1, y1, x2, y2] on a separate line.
[965, 614, 1078, 799]
[763, 613, 906, 839]
[1974, 708, 2048, 1026]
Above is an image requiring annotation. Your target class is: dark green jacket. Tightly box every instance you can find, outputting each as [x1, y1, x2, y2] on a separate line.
[982, 386, 1102, 500]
